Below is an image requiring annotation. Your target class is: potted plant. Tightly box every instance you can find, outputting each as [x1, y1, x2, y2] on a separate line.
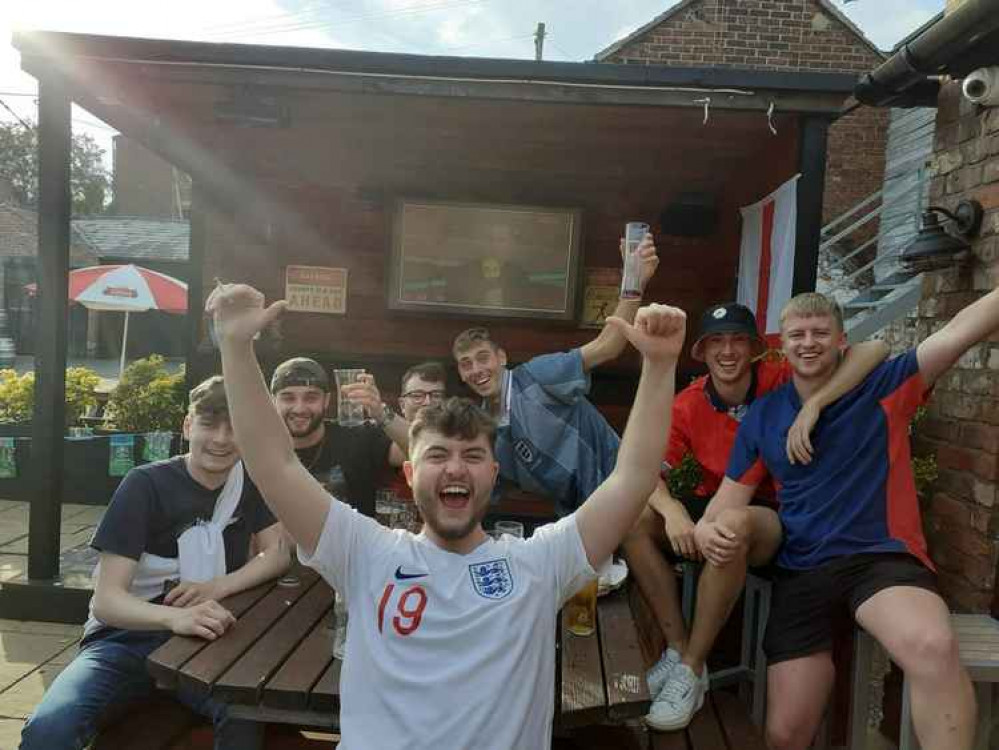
[104, 355, 186, 465]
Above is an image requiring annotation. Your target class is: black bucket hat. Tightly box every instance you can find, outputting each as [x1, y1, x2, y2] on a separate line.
[691, 303, 766, 362]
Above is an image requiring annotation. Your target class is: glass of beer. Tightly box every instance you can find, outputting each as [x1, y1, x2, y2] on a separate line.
[565, 578, 599, 637]
[334, 368, 367, 427]
[620, 221, 649, 300]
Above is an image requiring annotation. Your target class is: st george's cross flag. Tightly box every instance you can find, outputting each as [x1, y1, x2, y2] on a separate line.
[737, 174, 800, 347]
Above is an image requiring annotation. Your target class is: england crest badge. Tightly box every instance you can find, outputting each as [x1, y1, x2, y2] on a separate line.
[469, 559, 514, 600]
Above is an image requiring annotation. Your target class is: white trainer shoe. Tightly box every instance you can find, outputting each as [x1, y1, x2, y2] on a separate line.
[645, 647, 681, 697]
[644, 662, 709, 732]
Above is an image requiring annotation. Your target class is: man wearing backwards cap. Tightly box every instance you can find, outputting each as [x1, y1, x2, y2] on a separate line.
[622, 302, 889, 731]
[270, 357, 404, 518]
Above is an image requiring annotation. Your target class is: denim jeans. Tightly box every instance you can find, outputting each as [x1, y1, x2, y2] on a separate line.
[19, 628, 263, 750]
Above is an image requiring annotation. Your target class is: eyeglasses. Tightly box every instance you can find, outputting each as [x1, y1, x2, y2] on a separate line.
[402, 390, 447, 403]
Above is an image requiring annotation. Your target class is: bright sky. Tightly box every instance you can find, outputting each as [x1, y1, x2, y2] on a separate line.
[0, 0, 944, 165]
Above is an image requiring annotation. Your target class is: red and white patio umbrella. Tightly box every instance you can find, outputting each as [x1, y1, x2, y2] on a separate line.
[30, 264, 188, 377]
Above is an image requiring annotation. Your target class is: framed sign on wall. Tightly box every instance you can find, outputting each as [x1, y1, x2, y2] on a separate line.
[388, 199, 583, 320]
[285, 265, 348, 314]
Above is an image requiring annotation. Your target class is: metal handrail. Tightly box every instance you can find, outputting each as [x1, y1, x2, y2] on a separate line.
[823, 234, 880, 274]
[821, 189, 883, 237]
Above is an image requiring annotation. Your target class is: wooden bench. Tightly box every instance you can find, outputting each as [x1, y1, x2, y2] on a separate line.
[91, 694, 201, 750]
[559, 583, 769, 749]
[559, 586, 652, 728]
[851, 613, 999, 750]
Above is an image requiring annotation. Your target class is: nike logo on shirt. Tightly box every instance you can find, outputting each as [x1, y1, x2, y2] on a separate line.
[394, 566, 429, 580]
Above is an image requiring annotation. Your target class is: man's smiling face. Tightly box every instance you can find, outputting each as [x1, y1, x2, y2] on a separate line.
[404, 429, 498, 548]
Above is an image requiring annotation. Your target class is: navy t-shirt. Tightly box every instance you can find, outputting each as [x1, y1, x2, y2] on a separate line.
[726, 350, 931, 571]
[91, 455, 278, 575]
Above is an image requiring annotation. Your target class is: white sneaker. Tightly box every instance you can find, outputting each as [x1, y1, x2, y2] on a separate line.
[644, 662, 709, 732]
[646, 647, 681, 697]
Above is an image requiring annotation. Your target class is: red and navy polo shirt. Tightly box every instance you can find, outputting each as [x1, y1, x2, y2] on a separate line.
[726, 350, 931, 571]
[665, 359, 790, 500]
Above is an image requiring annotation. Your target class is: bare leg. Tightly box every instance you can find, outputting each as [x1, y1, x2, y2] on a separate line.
[766, 652, 835, 750]
[683, 506, 781, 674]
[621, 505, 688, 652]
[856, 586, 975, 750]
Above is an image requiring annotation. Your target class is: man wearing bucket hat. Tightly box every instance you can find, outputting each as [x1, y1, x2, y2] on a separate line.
[270, 357, 404, 518]
[623, 302, 889, 731]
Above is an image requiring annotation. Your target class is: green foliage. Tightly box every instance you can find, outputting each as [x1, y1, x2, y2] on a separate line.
[909, 405, 938, 498]
[0, 120, 110, 214]
[912, 454, 939, 498]
[0, 367, 100, 426]
[667, 453, 703, 499]
[0, 370, 35, 423]
[104, 356, 187, 433]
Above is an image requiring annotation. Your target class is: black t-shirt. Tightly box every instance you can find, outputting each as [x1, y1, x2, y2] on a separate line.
[91, 456, 278, 574]
[294, 420, 391, 517]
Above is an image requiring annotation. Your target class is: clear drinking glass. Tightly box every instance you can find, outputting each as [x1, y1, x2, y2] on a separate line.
[494, 520, 525, 539]
[620, 221, 649, 300]
[332, 592, 348, 660]
[375, 489, 396, 527]
[333, 368, 367, 427]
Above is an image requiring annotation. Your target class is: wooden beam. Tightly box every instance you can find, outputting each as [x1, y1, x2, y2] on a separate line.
[185, 181, 208, 394]
[793, 115, 832, 295]
[28, 76, 71, 581]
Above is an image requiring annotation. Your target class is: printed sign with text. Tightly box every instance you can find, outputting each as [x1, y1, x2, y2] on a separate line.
[285, 265, 348, 314]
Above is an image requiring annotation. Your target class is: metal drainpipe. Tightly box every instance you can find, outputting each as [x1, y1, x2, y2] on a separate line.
[854, 0, 999, 107]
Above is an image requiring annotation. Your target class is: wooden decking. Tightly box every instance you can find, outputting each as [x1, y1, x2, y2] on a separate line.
[555, 691, 765, 750]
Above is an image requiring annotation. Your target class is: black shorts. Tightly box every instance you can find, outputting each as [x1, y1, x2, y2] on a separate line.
[763, 552, 939, 665]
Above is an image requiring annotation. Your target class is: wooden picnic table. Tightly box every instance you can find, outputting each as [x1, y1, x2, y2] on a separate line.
[146, 564, 654, 733]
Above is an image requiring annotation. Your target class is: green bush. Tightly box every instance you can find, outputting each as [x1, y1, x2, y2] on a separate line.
[104, 355, 186, 433]
[0, 367, 100, 426]
[0, 369, 34, 423]
[909, 405, 939, 498]
[667, 452, 703, 499]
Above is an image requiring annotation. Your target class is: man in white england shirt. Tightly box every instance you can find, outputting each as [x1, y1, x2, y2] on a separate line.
[207, 282, 686, 750]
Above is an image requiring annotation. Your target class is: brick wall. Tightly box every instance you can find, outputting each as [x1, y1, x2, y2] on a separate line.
[882, 81, 999, 613]
[601, 0, 889, 224]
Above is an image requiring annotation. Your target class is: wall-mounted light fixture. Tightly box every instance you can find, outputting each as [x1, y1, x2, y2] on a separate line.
[900, 199, 983, 273]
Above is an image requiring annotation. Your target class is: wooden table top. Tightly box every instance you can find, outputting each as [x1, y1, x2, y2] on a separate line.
[148, 565, 652, 729]
[148, 565, 341, 727]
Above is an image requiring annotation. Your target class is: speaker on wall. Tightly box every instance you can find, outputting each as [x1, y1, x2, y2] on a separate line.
[659, 192, 718, 237]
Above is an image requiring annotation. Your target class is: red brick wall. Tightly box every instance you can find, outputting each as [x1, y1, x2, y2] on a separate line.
[883, 81, 999, 613]
[601, 0, 889, 225]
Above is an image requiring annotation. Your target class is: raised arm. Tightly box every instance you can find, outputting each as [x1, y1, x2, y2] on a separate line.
[786, 338, 891, 464]
[207, 284, 331, 556]
[579, 234, 659, 372]
[918, 284, 999, 386]
[341, 374, 409, 465]
[575, 304, 686, 567]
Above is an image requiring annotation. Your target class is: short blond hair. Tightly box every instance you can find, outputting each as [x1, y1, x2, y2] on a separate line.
[779, 292, 844, 332]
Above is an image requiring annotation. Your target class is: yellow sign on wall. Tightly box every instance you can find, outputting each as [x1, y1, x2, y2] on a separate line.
[285, 265, 348, 314]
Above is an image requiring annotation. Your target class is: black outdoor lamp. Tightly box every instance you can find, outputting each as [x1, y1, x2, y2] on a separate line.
[901, 199, 984, 273]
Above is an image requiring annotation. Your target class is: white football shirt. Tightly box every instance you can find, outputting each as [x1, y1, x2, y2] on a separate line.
[299, 499, 595, 750]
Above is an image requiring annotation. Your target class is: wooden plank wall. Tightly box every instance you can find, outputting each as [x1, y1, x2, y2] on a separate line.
[178, 86, 800, 412]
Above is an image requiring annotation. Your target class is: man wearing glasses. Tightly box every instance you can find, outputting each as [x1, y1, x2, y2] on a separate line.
[397, 362, 448, 423]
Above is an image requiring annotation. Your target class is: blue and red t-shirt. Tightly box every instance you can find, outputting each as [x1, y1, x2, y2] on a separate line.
[726, 350, 931, 571]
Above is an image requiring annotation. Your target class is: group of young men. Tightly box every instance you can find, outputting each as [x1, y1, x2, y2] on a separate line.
[20, 226, 994, 749]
